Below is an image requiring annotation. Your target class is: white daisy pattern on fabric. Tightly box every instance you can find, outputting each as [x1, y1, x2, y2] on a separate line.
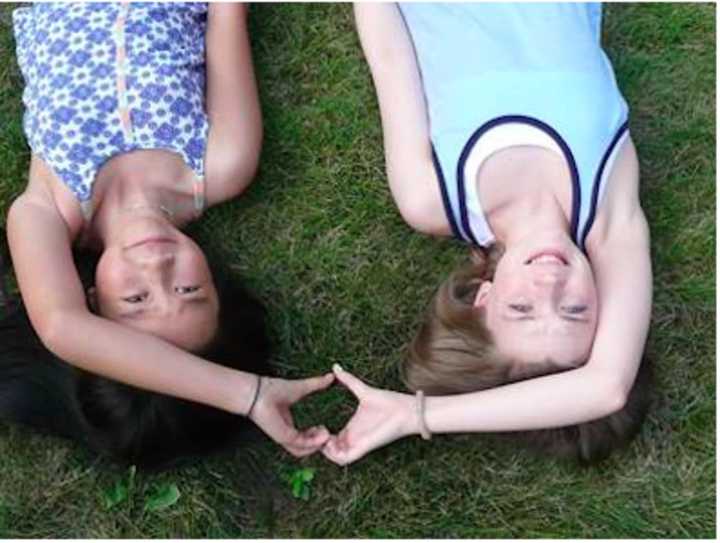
[13, 2, 209, 209]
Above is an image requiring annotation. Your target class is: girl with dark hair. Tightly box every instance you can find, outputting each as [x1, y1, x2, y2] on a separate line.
[3, 2, 333, 465]
[0, 241, 273, 469]
[322, 3, 652, 465]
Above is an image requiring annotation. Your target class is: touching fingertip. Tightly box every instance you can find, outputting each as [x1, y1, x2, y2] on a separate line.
[333, 363, 344, 373]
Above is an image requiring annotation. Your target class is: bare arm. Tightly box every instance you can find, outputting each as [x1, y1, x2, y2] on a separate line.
[8, 191, 259, 413]
[424, 137, 652, 432]
[203, 2, 263, 204]
[354, 3, 449, 235]
[324, 138, 652, 464]
[7, 180, 332, 456]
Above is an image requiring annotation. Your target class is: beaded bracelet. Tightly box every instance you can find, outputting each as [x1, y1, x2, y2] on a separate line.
[415, 390, 432, 440]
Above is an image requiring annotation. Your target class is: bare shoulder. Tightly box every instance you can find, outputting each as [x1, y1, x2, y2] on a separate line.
[11, 155, 84, 239]
[585, 136, 650, 253]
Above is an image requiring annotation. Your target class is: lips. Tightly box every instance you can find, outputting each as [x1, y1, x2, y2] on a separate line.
[525, 250, 568, 265]
[126, 237, 176, 249]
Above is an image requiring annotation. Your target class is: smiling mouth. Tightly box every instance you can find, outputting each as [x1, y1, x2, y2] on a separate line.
[126, 237, 176, 249]
[525, 250, 568, 265]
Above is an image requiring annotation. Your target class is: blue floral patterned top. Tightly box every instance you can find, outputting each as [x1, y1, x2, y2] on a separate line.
[13, 2, 209, 219]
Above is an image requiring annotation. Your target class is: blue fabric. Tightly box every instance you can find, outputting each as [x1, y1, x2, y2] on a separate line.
[13, 3, 209, 203]
[398, 2, 629, 249]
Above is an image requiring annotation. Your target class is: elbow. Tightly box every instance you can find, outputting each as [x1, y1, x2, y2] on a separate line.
[394, 191, 446, 236]
[212, 148, 262, 200]
[599, 378, 629, 416]
[216, 129, 263, 199]
[604, 387, 628, 416]
[35, 310, 72, 358]
[225, 162, 258, 199]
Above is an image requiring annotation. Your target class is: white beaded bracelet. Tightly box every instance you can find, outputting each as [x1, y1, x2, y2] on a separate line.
[415, 390, 432, 440]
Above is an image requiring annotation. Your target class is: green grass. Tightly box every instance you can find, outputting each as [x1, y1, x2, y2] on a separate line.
[0, 3, 715, 538]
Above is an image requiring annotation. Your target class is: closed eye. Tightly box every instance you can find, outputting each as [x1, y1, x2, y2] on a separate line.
[561, 305, 588, 315]
[508, 303, 533, 314]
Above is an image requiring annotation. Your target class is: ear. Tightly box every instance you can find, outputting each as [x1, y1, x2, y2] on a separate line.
[472, 280, 492, 308]
[86, 286, 98, 312]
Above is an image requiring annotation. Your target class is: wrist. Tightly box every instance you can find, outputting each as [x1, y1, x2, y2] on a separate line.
[246, 374, 263, 418]
[222, 370, 263, 416]
[399, 392, 421, 437]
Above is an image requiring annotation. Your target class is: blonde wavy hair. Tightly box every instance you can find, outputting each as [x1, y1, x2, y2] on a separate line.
[402, 245, 574, 395]
[401, 244, 652, 464]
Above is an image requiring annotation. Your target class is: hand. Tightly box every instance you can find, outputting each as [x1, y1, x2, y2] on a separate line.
[322, 364, 417, 466]
[248, 373, 335, 457]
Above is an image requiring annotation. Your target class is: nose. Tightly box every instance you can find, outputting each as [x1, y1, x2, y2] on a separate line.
[532, 270, 566, 288]
[126, 249, 176, 286]
[134, 251, 174, 268]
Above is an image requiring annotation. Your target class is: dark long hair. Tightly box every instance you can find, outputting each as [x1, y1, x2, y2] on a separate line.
[0, 231, 272, 471]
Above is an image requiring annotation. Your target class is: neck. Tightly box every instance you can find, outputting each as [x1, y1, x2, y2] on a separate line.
[89, 173, 182, 250]
[86, 153, 196, 248]
[479, 146, 573, 246]
[489, 190, 571, 247]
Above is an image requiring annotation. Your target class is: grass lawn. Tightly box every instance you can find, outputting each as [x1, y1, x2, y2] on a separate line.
[0, 3, 715, 538]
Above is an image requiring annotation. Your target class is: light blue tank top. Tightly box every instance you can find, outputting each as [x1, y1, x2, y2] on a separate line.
[398, 2, 629, 250]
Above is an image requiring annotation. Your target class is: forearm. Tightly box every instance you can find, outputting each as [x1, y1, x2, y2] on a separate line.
[420, 367, 622, 435]
[44, 310, 258, 415]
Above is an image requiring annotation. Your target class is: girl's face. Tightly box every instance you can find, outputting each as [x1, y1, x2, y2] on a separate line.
[474, 232, 598, 366]
[94, 221, 220, 351]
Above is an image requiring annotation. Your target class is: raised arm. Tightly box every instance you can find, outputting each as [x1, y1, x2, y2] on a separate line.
[354, 3, 449, 235]
[7, 167, 332, 457]
[203, 3, 263, 205]
[324, 138, 652, 464]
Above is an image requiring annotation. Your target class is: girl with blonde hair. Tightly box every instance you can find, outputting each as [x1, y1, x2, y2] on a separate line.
[323, 3, 652, 465]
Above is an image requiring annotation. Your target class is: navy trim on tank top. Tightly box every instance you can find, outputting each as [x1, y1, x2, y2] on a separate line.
[455, 115, 582, 247]
[431, 145, 462, 240]
[579, 120, 630, 250]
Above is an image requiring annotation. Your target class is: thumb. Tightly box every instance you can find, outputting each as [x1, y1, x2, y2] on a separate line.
[332, 364, 368, 398]
[292, 372, 334, 402]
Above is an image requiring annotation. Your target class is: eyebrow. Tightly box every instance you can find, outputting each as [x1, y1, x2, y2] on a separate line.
[119, 307, 146, 320]
[118, 297, 210, 320]
[500, 315, 590, 324]
[561, 316, 591, 324]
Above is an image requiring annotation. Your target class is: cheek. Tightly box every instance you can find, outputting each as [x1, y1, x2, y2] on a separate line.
[180, 249, 212, 281]
[578, 272, 599, 304]
[95, 253, 132, 296]
[493, 273, 527, 300]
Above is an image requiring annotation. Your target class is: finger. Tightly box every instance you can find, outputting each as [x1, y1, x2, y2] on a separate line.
[291, 425, 331, 449]
[332, 364, 368, 398]
[284, 426, 330, 458]
[322, 436, 365, 466]
[285, 444, 312, 458]
[322, 437, 350, 466]
[291, 373, 335, 402]
[337, 428, 352, 451]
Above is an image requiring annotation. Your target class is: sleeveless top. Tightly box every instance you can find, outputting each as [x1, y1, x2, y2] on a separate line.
[13, 2, 209, 221]
[397, 2, 630, 250]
